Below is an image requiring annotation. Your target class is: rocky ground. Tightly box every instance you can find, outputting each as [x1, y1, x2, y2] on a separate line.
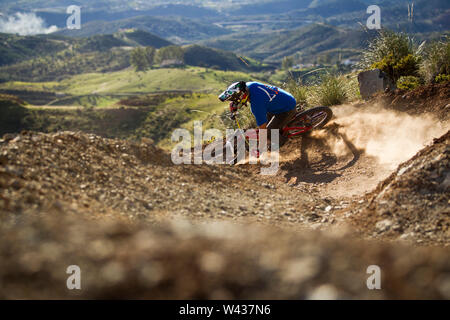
[348, 132, 449, 245]
[0, 83, 449, 299]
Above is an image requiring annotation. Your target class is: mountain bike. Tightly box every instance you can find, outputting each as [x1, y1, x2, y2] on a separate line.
[222, 105, 333, 164]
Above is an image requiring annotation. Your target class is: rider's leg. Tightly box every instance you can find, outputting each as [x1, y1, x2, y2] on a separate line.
[266, 109, 296, 149]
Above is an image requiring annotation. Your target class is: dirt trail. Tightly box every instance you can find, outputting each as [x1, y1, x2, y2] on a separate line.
[0, 82, 449, 298]
[272, 131, 391, 199]
[271, 102, 448, 198]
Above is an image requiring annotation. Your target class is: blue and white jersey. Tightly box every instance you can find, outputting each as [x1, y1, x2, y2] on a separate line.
[247, 82, 296, 126]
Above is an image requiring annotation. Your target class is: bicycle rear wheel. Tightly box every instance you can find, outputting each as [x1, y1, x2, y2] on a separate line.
[285, 106, 333, 136]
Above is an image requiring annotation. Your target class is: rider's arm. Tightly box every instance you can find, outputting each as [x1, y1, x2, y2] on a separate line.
[251, 103, 268, 129]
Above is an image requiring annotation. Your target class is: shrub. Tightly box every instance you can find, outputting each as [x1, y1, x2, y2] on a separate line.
[359, 30, 423, 82]
[0, 94, 29, 135]
[435, 74, 450, 83]
[396, 76, 421, 90]
[420, 36, 450, 83]
[312, 74, 348, 106]
[282, 56, 294, 70]
[284, 78, 308, 107]
[345, 75, 361, 101]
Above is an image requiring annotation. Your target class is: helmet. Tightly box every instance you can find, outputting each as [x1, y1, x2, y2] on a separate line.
[218, 81, 249, 105]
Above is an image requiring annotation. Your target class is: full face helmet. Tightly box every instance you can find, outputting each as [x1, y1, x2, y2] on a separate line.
[218, 81, 249, 106]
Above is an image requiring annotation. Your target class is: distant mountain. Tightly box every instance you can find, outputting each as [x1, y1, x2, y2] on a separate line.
[0, 1, 222, 14]
[307, 0, 367, 17]
[55, 15, 230, 43]
[2, 0, 447, 43]
[308, 0, 370, 8]
[215, 0, 448, 34]
[144, 4, 220, 18]
[202, 23, 370, 62]
[286, 0, 450, 32]
[33, 4, 221, 29]
[227, 0, 311, 15]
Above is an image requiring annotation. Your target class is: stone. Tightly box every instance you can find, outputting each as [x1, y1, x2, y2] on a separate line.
[376, 219, 393, 232]
[3, 133, 15, 142]
[358, 69, 395, 100]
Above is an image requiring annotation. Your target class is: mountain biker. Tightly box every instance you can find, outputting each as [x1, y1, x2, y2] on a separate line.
[218, 81, 297, 149]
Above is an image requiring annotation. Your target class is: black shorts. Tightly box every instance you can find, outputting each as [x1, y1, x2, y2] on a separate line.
[266, 109, 296, 147]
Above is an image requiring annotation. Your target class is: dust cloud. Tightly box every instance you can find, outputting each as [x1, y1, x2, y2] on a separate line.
[316, 103, 449, 169]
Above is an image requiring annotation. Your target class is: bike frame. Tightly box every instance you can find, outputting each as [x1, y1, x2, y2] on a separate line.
[233, 112, 313, 141]
[282, 125, 313, 138]
[282, 108, 330, 138]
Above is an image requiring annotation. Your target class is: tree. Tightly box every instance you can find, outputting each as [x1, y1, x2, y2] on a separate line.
[155, 45, 184, 64]
[144, 46, 156, 67]
[130, 47, 149, 72]
[282, 56, 294, 70]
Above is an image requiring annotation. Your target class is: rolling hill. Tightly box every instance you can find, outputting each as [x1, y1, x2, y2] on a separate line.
[182, 45, 267, 72]
[114, 29, 172, 48]
[0, 29, 175, 82]
[0, 29, 172, 66]
[0, 33, 68, 66]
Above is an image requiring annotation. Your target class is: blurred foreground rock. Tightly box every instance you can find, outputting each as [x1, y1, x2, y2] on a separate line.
[0, 214, 449, 299]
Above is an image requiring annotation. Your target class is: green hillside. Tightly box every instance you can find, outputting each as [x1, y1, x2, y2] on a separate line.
[0, 48, 132, 82]
[0, 29, 172, 68]
[182, 45, 269, 71]
[46, 67, 258, 96]
[115, 29, 173, 48]
[0, 67, 261, 108]
[0, 33, 68, 66]
[0, 30, 175, 82]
